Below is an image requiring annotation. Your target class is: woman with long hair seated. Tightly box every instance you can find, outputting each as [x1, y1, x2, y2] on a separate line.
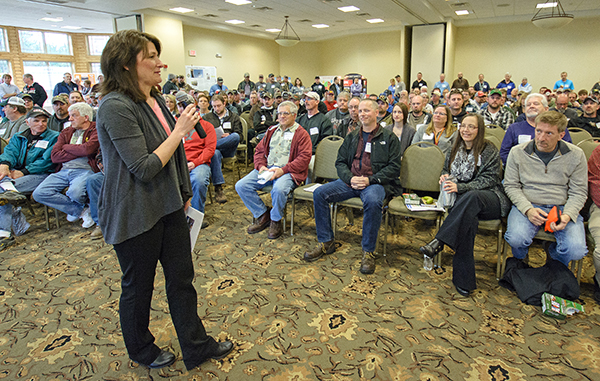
[419, 114, 510, 296]
[411, 104, 457, 155]
[384, 102, 415, 157]
[163, 93, 178, 117]
[96, 30, 233, 370]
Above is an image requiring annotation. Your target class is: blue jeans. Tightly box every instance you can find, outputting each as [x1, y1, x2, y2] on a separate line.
[210, 150, 225, 186]
[211, 133, 240, 185]
[504, 204, 587, 266]
[86, 172, 104, 224]
[235, 169, 295, 222]
[32, 169, 94, 217]
[313, 179, 385, 252]
[0, 174, 48, 233]
[189, 164, 211, 213]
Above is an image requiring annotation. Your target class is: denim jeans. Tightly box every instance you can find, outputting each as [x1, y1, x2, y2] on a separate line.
[313, 179, 385, 252]
[587, 203, 600, 286]
[86, 172, 104, 224]
[0, 174, 48, 233]
[211, 133, 240, 185]
[235, 169, 295, 222]
[189, 164, 211, 213]
[504, 204, 587, 266]
[32, 169, 94, 217]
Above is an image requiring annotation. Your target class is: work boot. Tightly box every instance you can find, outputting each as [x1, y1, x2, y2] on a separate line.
[247, 208, 271, 234]
[304, 240, 336, 262]
[214, 184, 227, 204]
[267, 220, 283, 239]
[360, 250, 376, 274]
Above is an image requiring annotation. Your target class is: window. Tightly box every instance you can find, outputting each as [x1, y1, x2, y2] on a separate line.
[90, 62, 102, 76]
[0, 60, 10, 76]
[0, 28, 7, 52]
[19, 30, 72, 55]
[87, 35, 110, 56]
[22, 61, 74, 95]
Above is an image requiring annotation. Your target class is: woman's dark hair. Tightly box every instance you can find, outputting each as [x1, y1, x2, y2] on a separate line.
[392, 102, 408, 125]
[294, 78, 303, 87]
[100, 30, 161, 102]
[448, 113, 487, 169]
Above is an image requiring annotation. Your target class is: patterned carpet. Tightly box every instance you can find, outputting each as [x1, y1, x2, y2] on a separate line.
[0, 166, 599, 381]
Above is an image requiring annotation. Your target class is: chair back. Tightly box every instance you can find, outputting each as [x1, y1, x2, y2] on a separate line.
[577, 137, 600, 161]
[313, 135, 344, 181]
[239, 117, 248, 144]
[0, 138, 7, 154]
[486, 135, 502, 151]
[568, 127, 593, 145]
[240, 111, 252, 130]
[485, 124, 505, 143]
[400, 141, 445, 192]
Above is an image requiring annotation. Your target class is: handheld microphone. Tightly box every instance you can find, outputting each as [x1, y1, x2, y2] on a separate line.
[175, 91, 207, 139]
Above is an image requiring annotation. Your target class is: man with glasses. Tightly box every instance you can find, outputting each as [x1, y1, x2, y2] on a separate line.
[550, 93, 578, 120]
[235, 101, 312, 239]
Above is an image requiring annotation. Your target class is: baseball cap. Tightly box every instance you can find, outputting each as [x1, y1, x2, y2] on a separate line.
[244, 72, 250, 77]
[476, 91, 485, 97]
[217, 77, 223, 82]
[26, 106, 51, 119]
[489, 89, 502, 97]
[282, 91, 291, 99]
[52, 94, 69, 104]
[19, 93, 33, 101]
[314, 76, 320, 79]
[259, 74, 264, 78]
[305, 91, 320, 102]
[583, 96, 599, 104]
[274, 90, 282, 98]
[6, 96, 25, 107]
[383, 89, 392, 96]
[377, 95, 388, 104]
[261, 92, 273, 99]
[268, 73, 275, 78]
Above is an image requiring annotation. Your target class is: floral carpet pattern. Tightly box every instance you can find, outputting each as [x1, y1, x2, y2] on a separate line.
[0, 168, 599, 380]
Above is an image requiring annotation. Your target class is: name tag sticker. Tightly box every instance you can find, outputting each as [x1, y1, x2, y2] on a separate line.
[0, 129, 5, 135]
[518, 134, 531, 144]
[423, 133, 434, 140]
[284, 132, 293, 140]
[365, 142, 372, 153]
[380, 141, 386, 145]
[63, 121, 71, 128]
[223, 122, 231, 130]
[35, 140, 49, 149]
[310, 127, 319, 135]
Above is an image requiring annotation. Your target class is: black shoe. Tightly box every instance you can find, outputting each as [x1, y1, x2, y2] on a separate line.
[419, 238, 444, 258]
[0, 235, 15, 251]
[594, 276, 600, 305]
[210, 341, 234, 360]
[148, 350, 176, 369]
[201, 220, 209, 229]
[455, 285, 470, 297]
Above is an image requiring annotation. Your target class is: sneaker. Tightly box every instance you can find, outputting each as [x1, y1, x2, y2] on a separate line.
[67, 214, 80, 222]
[0, 235, 15, 251]
[0, 191, 26, 206]
[81, 207, 94, 229]
[90, 225, 103, 240]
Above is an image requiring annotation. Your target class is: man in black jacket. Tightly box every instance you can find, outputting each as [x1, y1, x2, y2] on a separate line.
[304, 99, 402, 274]
[22, 74, 47, 107]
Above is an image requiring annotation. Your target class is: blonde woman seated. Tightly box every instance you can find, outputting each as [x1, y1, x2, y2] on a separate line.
[163, 94, 178, 117]
[411, 105, 457, 155]
[419, 114, 510, 296]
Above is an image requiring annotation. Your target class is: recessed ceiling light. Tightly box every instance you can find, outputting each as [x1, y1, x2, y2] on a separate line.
[312, 24, 329, 28]
[536, 2, 558, 8]
[61, 26, 82, 30]
[338, 6, 360, 12]
[265, 28, 281, 33]
[40, 17, 63, 22]
[225, 0, 252, 5]
[455, 10, 470, 15]
[366, 18, 384, 23]
[170, 7, 194, 13]
[225, 19, 245, 24]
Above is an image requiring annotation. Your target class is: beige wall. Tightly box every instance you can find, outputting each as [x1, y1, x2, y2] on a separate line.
[453, 17, 600, 92]
[183, 24, 280, 89]
[279, 42, 321, 88]
[444, 21, 456, 81]
[143, 15, 186, 79]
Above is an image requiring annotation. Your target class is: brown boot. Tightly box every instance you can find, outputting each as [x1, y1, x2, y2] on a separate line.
[360, 251, 376, 274]
[267, 220, 283, 239]
[214, 184, 227, 204]
[304, 240, 336, 262]
[247, 209, 271, 234]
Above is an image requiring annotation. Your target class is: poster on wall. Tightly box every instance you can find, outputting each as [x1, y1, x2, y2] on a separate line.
[185, 66, 217, 91]
[74, 73, 97, 85]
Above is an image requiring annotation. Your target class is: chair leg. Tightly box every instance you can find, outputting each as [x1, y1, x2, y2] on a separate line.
[25, 199, 35, 216]
[383, 212, 389, 257]
[435, 217, 442, 268]
[54, 208, 60, 229]
[333, 203, 338, 239]
[495, 226, 504, 279]
[346, 208, 354, 226]
[291, 196, 296, 236]
[44, 205, 50, 231]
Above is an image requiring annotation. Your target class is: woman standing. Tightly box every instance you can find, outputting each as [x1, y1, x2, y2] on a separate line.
[96, 30, 232, 370]
[291, 78, 305, 95]
[411, 105, 457, 155]
[419, 114, 509, 296]
[384, 102, 415, 157]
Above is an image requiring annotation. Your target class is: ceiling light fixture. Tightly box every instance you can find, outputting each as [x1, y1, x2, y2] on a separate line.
[366, 18, 384, 23]
[225, 0, 252, 5]
[40, 17, 63, 22]
[338, 6, 360, 12]
[455, 10, 469, 16]
[266, 28, 281, 33]
[170, 7, 194, 13]
[225, 19, 245, 24]
[312, 24, 329, 28]
[61, 26, 82, 30]
[532, 0, 573, 29]
[275, 16, 300, 47]
[536, 2, 558, 8]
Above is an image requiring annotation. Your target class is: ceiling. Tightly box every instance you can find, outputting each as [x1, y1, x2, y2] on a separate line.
[3, 0, 600, 40]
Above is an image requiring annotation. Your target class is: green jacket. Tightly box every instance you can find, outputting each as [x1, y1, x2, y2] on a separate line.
[335, 126, 402, 197]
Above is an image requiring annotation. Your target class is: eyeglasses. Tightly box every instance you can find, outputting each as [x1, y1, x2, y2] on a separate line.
[460, 124, 478, 130]
[277, 111, 293, 117]
[433, 111, 447, 116]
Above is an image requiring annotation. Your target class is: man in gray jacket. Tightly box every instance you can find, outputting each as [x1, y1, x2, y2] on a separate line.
[504, 111, 588, 267]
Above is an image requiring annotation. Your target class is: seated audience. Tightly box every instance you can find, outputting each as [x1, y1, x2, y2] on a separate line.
[496, 73, 516, 95]
[384, 102, 414, 157]
[48, 94, 71, 132]
[412, 105, 457, 155]
[22, 74, 48, 107]
[481, 89, 515, 129]
[420, 114, 509, 296]
[337, 97, 361, 138]
[504, 111, 587, 267]
[323, 91, 337, 112]
[235, 101, 311, 239]
[0, 106, 59, 249]
[406, 95, 431, 129]
[53, 73, 77, 96]
[447, 89, 467, 124]
[325, 91, 350, 136]
[0, 97, 28, 140]
[33, 103, 99, 228]
[569, 96, 600, 136]
[69, 91, 85, 104]
[19, 93, 34, 113]
[550, 93, 578, 120]
[586, 144, 600, 304]
[296, 91, 333, 154]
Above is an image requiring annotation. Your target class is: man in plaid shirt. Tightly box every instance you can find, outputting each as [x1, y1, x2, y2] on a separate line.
[481, 89, 515, 129]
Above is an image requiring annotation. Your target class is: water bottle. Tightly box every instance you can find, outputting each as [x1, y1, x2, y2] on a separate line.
[423, 254, 433, 271]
